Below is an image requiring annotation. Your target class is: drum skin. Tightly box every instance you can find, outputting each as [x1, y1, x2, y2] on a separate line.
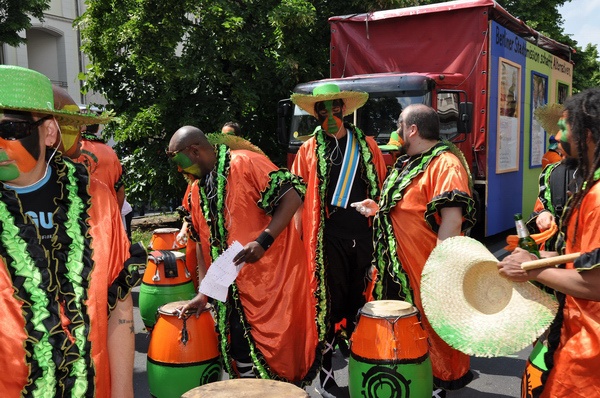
[150, 228, 185, 250]
[349, 300, 433, 398]
[181, 379, 308, 398]
[147, 302, 222, 398]
[139, 251, 196, 330]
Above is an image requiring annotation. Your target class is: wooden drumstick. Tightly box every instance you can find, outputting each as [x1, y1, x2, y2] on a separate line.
[521, 252, 581, 271]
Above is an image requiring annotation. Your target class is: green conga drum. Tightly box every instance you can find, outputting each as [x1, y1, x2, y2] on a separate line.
[349, 300, 433, 398]
[521, 339, 548, 398]
[147, 301, 222, 398]
[139, 250, 196, 330]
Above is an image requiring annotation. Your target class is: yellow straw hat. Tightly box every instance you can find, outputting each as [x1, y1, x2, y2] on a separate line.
[534, 103, 564, 134]
[290, 83, 368, 118]
[421, 236, 558, 357]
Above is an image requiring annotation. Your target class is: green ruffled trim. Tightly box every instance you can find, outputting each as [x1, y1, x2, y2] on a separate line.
[425, 189, 476, 233]
[313, 124, 380, 340]
[199, 145, 280, 381]
[257, 169, 305, 215]
[0, 154, 96, 396]
[373, 142, 453, 301]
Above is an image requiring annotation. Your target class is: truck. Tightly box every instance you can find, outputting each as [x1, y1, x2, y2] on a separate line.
[277, 0, 574, 238]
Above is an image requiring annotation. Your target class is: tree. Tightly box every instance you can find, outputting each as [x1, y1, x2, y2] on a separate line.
[78, 0, 421, 209]
[79, 0, 598, 209]
[0, 0, 49, 46]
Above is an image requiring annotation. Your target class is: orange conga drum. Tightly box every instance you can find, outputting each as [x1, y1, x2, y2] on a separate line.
[147, 301, 222, 398]
[181, 379, 308, 398]
[139, 250, 196, 330]
[349, 300, 433, 398]
[150, 227, 185, 250]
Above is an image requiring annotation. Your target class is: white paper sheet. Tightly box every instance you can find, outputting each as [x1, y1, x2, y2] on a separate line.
[199, 241, 245, 302]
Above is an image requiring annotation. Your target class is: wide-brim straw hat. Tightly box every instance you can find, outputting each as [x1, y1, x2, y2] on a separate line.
[421, 236, 558, 358]
[534, 103, 564, 135]
[290, 83, 369, 118]
[0, 65, 110, 126]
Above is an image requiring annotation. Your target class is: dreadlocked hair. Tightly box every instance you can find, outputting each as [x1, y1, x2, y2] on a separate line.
[561, 88, 600, 245]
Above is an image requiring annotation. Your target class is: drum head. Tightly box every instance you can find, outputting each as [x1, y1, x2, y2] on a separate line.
[361, 300, 416, 318]
[181, 379, 308, 397]
[158, 301, 212, 317]
[153, 227, 180, 234]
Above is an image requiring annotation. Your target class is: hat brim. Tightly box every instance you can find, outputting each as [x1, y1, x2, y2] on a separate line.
[421, 236, 558, 358]
[534, 103, 564, 134]
[0, 104, 111, 126]
[291, 90, 369, 118]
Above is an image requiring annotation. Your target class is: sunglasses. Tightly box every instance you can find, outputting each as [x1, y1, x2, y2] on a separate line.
[0, 115, 53, 141]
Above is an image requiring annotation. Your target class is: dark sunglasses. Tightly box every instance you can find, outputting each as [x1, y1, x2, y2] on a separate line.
[0, 115, 53, 141]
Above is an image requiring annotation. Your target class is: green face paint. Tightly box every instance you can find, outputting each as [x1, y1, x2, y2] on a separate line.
[0, 151, 19, 181]
[317, 100, 343, 135]
[558, 118, 569, 142]
[171, 151, 194, 169]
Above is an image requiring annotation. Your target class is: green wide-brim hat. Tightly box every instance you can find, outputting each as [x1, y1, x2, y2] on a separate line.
[0, 65, 110, 125]
[290, 83, 369, 118]
[421, 236, 558, 358]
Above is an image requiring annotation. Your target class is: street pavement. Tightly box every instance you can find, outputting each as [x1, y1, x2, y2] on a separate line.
[133, 233, 527, 397]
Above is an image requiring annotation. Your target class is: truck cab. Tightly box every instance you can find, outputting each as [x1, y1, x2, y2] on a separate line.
[277, 73, 472, 169]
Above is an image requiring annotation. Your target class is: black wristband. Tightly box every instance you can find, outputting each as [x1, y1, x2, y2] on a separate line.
[255, 231, 274, 251]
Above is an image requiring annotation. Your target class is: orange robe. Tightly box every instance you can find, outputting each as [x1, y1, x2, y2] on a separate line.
[540, 182, 600, 397]
[188, 146, 319, 383]
[77, 138, 123, 201]
[373, 143, 476, 389]
[0, 156, 141, 397]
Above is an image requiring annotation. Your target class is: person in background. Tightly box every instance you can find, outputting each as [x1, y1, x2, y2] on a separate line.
[171, 126, 321, 385]
[0, 65, 144, 397]
[498, 88, 600, 397]
[354, 104, 476, 398]
[541, 135, 563, 168]
[290, 83, 387, 397]
[221, 121, 242, 136]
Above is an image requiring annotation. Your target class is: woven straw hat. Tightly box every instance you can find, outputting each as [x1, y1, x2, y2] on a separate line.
[534, 103, 564, 134]
[290, 83, 368, 118]
[421, 236, 558, 358]
[0, 65, 109, 125]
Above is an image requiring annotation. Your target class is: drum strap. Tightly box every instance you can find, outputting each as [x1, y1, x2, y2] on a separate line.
[160, 250, 179, 278]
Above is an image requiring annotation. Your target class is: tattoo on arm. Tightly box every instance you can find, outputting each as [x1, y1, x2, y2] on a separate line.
[118, 318, 135, 334]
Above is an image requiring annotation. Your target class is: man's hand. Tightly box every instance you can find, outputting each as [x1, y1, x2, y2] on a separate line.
[350, 199, 379, 217]
[497, 248, 538, 282]
[233, 241, 265, 265]
[176, 293, 208, 317]
[536, 211, 555, 231]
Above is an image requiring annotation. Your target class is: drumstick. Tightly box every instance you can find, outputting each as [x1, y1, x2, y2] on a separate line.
[521, 252, 581, 271]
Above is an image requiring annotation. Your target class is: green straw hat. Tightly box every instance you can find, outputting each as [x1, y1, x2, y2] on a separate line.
[421, 236, 558, 358]
[290, 83, 369, 118]
[0, 65, 110, 125]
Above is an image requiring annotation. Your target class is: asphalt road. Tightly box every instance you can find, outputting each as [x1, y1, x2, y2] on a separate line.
[133, 232, 525, 397]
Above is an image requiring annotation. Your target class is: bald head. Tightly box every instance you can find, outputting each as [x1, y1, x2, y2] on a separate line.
[169, 125, 211, 152]
[168, 125, 216, 179]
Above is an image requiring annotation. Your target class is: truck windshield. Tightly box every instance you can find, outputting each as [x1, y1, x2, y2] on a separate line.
[289, 92, 431, 146]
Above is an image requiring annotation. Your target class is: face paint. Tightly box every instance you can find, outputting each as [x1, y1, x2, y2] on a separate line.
[317, 100, 343, 135]
[0, 150, 20, 181]
[557, 116, 573, 157]
[58, 105, 83, 158]
[0, 132, 41, 180]
[170, 150, 204, 178]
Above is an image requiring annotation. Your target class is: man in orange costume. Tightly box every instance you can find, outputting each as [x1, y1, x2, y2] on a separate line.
[0, 66, 144, 397]
[498, 88, 600, 397]
[356, 104, 476, 397]
[290, 83, 387, 396]
[171, 126, 321, 385]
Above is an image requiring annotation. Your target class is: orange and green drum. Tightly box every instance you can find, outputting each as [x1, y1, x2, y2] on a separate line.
[139, 250, 196, 330]
[521, 339, 548, 398]
[349, 300, 433, 398]
[147, 301, 222, 398]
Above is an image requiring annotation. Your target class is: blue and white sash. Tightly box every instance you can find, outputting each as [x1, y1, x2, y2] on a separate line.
[331, 131, 360, 208]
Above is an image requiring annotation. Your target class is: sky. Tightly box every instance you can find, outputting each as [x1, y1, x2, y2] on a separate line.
[557, 0, 600, 49]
